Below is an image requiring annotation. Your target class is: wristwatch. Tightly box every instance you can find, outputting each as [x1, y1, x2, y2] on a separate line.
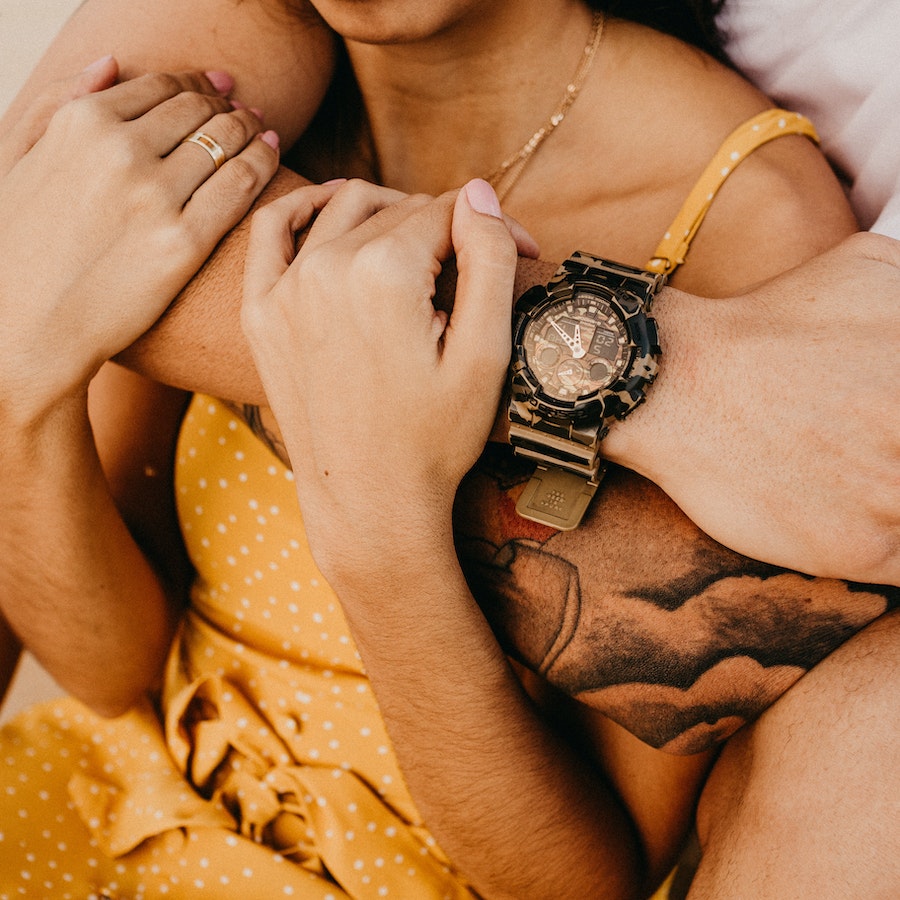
[508, 252, 665, 529]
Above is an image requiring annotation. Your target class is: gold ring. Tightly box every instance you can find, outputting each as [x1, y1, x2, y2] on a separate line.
[180, 131, 226, 170]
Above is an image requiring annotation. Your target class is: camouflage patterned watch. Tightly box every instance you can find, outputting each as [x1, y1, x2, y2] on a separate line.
[508, 252, 666, 530]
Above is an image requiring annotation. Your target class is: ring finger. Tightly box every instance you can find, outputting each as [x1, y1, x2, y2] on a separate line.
[163, 107, 265, 194]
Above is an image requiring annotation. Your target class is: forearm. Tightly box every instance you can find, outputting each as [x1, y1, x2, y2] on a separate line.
[456, 453, 899, 754]
[326, 526, 646, 900]
[0, 400, 180, 716]
[117, 167, 557, 404]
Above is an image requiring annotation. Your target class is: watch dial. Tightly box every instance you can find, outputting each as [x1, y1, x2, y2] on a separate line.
[523, 290, 629, 403]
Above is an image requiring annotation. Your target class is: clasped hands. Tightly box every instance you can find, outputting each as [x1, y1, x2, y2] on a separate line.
[243, 182, 899, 588]
[241, 178, 539, 584]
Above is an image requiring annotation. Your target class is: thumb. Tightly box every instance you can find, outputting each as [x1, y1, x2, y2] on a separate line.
[0, 56, 119, 175]
[444, 179, 521, 375]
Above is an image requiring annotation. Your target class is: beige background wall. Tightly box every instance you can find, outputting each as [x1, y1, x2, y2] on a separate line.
[0, 0, 82, 114]
[0, 0, 87, 721]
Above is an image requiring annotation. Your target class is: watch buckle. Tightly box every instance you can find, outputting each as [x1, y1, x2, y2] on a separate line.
[516, 464, 605, 530]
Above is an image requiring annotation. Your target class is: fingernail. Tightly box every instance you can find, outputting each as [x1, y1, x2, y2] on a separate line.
[322, 178, 348, 186]
[82, 54, 114, 74]
[250, 107, 265, 123]
[205, 70, 235, 94]
[465, 178, 502, 218]
[260, 130, 280, 150]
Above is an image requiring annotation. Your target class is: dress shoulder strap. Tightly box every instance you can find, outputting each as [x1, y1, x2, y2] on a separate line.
[646, 109, 820, 276]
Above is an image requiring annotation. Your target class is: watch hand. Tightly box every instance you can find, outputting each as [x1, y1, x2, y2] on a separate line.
[572, 323, 586, 359]
[549, 317, 579, 353]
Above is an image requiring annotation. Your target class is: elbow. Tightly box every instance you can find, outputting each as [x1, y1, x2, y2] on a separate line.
[68, 673, 159, 720]
[57, 642, 171, 720]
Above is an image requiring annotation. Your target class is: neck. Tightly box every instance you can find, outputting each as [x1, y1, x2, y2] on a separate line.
[344, 1, 597, 195]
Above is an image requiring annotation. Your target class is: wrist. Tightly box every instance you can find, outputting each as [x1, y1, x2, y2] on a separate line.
[599, 285, 722, 486]
[304, 490, 458, 595]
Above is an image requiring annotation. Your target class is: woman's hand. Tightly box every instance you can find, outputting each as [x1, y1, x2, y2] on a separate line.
[242, 178, 536, 582]
[243, 181, 660, 900]
[0, 59, 279, 427]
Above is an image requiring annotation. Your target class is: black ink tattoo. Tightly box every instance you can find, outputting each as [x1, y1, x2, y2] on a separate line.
[454, 445, 898, 754]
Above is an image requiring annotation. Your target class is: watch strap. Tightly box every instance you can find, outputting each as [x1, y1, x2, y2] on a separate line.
[509, 252, 664, 529]
[514, 463, 606, 531]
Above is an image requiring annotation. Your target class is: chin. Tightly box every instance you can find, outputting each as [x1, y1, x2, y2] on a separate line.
[306, 0, 481, 45]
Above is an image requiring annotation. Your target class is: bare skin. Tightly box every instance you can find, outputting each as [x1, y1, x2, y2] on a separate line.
[1, 0, 897, 895]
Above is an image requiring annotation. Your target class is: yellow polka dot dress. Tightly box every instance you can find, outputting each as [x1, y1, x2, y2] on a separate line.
[1, 397, 474, 899]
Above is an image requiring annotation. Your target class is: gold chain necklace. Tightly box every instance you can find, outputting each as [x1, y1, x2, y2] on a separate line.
[485, 11, 605, 202]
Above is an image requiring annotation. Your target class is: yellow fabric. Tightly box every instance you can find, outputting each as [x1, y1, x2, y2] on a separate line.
[0, 109, 815, 897]
[648, 108, 819, 275]
[1, 397, 470, 898]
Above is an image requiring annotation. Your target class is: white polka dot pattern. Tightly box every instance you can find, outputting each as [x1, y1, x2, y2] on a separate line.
[0, 396, 473, 899]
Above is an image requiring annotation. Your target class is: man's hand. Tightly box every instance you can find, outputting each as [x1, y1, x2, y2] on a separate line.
[606, 232, 899, 585]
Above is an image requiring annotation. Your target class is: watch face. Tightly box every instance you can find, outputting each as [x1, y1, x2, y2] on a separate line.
[520, 289, 630, 406]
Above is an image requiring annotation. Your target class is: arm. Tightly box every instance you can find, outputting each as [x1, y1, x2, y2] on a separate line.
[455, 438, 898, 754]
[241, 180, 686, 899]
[0, 0, 334, 714]
[0, 0, 335, 150]
[19, 1, 892, 586]
[0, 69, 279, 715]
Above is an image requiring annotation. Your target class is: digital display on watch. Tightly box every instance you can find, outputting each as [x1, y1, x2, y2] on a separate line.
[522, 291, 629, 403]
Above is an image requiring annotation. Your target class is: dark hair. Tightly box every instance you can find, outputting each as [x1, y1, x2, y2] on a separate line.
[596, 1, 729, 60]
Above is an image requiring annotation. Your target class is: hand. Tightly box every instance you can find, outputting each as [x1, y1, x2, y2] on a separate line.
[608, 232, 900, 585]
[242, 178, 536, 582]
[0, 60, 279, 427]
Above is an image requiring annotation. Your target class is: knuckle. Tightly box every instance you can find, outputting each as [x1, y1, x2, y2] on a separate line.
[249, 201, 278, 233]
[151, 219, 196, 260]
[99, 132, 143, 175]
[354, 235, 413, 282]
[141, 71, 184, 97]
[175, 90, 224, 122]
[296, 244, 335, 283]
[293, 245, 353, 296]
[330, 177, 372, 206]
[47, 92, 104, 134]
[219, 155, 263, 196]
[405, 191, 436, 208]
[211, 110, 253, 147]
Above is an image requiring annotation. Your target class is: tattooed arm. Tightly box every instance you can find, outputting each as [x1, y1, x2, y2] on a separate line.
[138, 193, 896, 754]
[454, 445, 898, 754]
[229, 367, 896, 754]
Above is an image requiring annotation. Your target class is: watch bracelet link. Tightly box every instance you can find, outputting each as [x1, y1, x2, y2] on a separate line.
[508, 418, 603, 481]
[553, 251, 666, 309]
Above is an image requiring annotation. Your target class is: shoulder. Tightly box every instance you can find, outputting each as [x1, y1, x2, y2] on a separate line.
[4, 0, 336, 149]
[590, 20, 857, 294]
